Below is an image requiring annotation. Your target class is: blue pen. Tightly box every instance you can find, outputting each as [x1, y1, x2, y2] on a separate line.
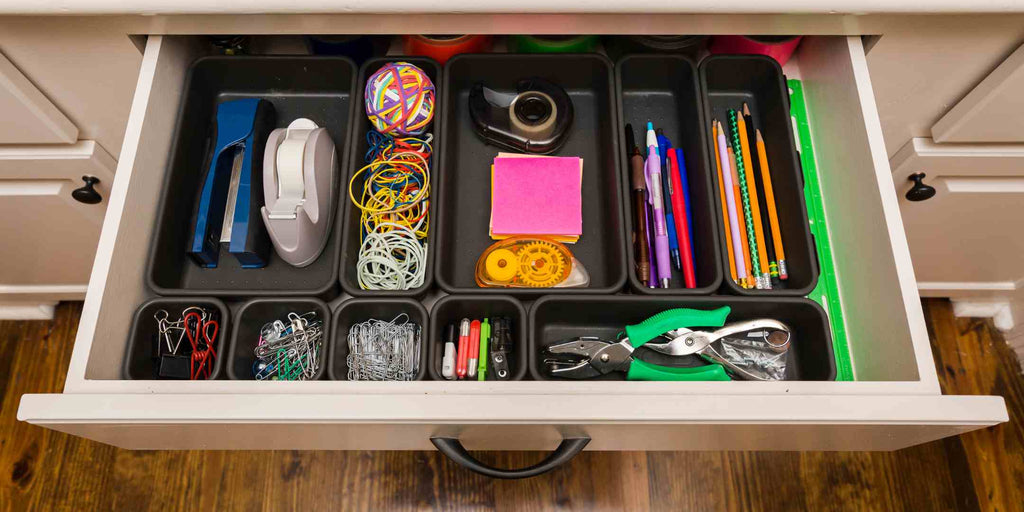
[656, 129, 682, 271]
[675, 148, 695, 259]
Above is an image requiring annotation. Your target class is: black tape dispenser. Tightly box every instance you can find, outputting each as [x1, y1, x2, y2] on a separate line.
[468, 78, 573, 154]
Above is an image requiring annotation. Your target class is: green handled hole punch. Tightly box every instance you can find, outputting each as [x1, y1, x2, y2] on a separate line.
[544, 307, 792, 381]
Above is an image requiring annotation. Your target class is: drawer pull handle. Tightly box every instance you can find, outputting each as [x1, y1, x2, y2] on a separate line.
[71, 175, 102, 204]
[906, 173, 936, 202]
[430, 435, 589, 479]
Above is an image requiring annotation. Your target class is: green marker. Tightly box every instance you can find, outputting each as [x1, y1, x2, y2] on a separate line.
[478, 319, 490, 380]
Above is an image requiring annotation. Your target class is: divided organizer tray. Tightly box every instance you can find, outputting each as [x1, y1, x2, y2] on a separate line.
[123, 297, 229, 380]
[129, 52, 840, 385]
[699, 55, 820, 296]
[435, 53, 628, 295]
[427, 294, 529, 381]
[226, 297, 331, 381]
[616, 54, 723, 294]
[529, 295, 836, 381]
[339, 57, 441, 297]
[329, 297, 430, 381]
[146, 56, 357, 297]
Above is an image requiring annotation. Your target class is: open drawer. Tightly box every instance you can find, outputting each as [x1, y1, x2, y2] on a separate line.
[18, 35, 1007, 459]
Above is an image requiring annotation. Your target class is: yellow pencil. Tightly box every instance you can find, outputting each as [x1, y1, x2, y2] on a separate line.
[713, 121, 738, 284]
[756, 129, 788, 280]
[737, 113, 770, 289]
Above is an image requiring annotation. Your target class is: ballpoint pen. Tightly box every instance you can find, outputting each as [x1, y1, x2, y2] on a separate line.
[667, 149, 696, 288]
[645, 122, 671, 288]
[625, 124, 651, 284]
[675, 147, 695, 264]
[657, 129, 682, 271]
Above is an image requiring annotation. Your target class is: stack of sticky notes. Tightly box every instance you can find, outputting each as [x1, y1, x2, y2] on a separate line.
[490, 153, 583, 243]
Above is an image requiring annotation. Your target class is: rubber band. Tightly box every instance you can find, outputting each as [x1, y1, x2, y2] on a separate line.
[364, 62, 435, 136]
[350, 128, 433, 290]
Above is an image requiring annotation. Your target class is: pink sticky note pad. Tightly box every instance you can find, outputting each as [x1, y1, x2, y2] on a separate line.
[491, 156, 582, 236]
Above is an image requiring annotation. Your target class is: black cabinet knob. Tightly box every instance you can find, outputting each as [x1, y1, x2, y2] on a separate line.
[905, 173, 936, 202]
[71, 175, 102, 205]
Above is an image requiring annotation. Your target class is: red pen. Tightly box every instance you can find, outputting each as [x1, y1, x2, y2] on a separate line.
[467, 320, 481, 379]
[456, 318, 470, 379]
[667, 150, 696, 288]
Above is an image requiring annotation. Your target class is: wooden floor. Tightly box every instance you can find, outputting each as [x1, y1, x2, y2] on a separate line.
[1, 299, 1022, 511]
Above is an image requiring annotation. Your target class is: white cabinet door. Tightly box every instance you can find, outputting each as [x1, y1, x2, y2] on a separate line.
[892, 138, 1024, 290]
[0, 50, 78, 144]
[0, 142, 115, 293]
[931, 43, 1024, 143]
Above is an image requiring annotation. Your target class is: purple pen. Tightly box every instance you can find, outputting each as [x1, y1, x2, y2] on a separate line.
[644, 201, 656, 288]
[645, 122, 671, 288]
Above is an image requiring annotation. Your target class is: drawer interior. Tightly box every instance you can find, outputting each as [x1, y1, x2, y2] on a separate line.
[71, 34, 929, 392]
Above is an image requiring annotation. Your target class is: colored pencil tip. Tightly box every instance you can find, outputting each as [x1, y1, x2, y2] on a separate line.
[743, 103, 751, 116]
[756, 129, 764, 143]
[646, 122, 654, 131]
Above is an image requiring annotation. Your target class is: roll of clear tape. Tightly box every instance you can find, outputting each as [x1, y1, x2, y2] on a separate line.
[508, 90, 557, 139]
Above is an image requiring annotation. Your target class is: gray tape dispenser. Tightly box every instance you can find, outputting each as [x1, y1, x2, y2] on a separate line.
[469, 78, 574, 154]
[260, 119, 338, 267]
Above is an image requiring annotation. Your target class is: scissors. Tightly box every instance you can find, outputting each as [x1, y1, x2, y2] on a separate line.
[543, 307, 791, 381]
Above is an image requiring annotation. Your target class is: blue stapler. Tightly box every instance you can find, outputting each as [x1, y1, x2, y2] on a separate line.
[188, 98, 275, 268]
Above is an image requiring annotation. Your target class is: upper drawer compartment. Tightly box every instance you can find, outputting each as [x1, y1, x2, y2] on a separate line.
[146, 56, 356, 297]
[17, 35, 1006, 452]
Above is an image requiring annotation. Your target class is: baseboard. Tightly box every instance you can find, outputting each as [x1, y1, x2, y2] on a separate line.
[0, 302, 56, 320]
[949, 298, 1024, 373]
[951, 300, 1015, 331]
[918, 281, 1018, 299]
[0, 284, 87, 302]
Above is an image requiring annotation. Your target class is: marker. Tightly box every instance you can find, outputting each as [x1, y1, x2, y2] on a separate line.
[645, 122, 671, 288]
[456, 318, 470, 379]
[441, 324, 456, 380]
[478, 319, 490, 381]
[467, 320, 481, 378]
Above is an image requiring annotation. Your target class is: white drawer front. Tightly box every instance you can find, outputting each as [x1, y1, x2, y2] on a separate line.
[18, 34, 1007, 453]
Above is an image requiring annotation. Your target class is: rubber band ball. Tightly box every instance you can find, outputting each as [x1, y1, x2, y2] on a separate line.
[364, 62, 435, 136]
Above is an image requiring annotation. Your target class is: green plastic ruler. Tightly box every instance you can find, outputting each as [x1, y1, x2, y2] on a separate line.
[787, 79, 854, 381]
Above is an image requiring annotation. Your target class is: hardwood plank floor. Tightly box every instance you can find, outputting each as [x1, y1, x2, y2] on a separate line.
[1, 299, 1021, 511]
